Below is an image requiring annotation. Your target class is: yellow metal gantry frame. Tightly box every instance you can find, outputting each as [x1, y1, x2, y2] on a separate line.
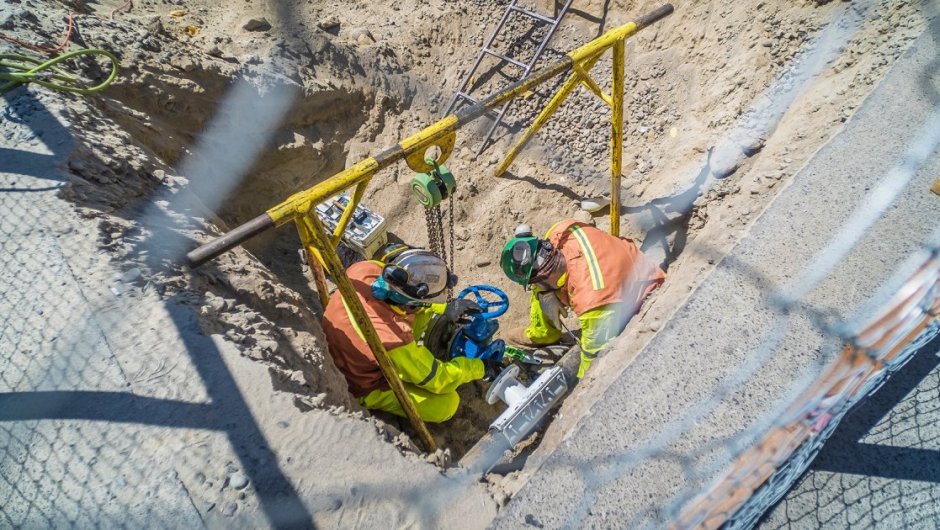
[187, 5, 674, 452]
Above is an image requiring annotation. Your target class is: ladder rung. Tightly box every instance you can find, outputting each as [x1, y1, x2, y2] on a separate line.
[483, 48, 527, 69]
[509, 5, 555, 24]
[456, 92, 498, 114]
[456, 92, 479, 104]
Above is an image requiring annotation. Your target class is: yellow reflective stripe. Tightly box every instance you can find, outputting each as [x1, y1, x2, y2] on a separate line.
[544, 221, 564, 239]
[570, 226, 605, 290]
[340, 296, 368, 343]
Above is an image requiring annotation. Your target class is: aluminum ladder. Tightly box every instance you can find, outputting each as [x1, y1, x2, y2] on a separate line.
[442, 0, 574, 154]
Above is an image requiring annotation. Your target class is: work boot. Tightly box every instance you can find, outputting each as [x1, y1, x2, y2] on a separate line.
[502, 326, 553, 349]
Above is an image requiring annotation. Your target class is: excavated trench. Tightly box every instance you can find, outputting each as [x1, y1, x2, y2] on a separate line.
[83, 0, 884, 466]
[83, 1, 721, 461]
[95, 61, 515, 456]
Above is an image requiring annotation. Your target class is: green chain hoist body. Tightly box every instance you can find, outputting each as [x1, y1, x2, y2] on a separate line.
[412, 162, 457, 299]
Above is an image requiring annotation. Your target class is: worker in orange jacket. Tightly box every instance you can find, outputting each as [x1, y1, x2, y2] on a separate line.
[323, 244, 499, 422]
[500, 220, 666, 378]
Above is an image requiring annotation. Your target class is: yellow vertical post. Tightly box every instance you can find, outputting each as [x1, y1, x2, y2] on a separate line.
[295, 217, 332, 309]
[299, 214, 438, 452]
[610, 39, 625, 237]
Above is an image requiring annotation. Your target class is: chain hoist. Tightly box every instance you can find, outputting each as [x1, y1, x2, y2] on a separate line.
[411, 162, 457, 299]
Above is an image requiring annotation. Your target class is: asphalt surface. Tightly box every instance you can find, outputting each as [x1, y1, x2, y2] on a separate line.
[494, 15, 940, 529]
[759, 334, 940, 529]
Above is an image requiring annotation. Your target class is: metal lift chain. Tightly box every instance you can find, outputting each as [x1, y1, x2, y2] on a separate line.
[424, 201, 456, 301]
[448, 198, 455, 300]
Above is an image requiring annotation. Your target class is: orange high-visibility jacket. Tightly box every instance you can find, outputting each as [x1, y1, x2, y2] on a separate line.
[546, 219, 666, 316]
[321, 261, 416, 397]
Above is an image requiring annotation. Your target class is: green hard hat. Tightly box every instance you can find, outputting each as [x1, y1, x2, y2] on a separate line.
[500, 236, 540, 285]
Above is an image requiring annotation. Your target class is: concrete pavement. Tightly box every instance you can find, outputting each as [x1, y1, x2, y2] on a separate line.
[494, 13, 940, 529]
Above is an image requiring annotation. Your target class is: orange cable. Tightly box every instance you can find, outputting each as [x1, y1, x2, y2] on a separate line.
[0, 12, 75, 54]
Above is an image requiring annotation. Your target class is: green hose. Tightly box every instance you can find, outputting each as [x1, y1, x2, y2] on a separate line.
[0, 48, 119, 96]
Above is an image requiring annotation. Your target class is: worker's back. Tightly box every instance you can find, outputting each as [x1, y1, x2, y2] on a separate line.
[321, 260, 416, 397]
[547, 219, 666, 316]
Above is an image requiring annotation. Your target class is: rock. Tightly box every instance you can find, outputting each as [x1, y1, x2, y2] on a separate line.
[524, 514, 544, 528]
[317, 16, 340, 31]
[143, 15, 163, 34]
[206, 293, 226, 313]
[311, 494, 343, 513]
[229, 473, 249, 490]
[931, 177, 940, 196]
[121, 268, 142, 283]
[0, 14, 14, 31]
[711, 158, 738, 179]
[171, 56, 196, 72]
[242, 17, 271, 32]
[424, 448, 452, 467]
[222, 502, 238, 517]
[474, 257, 491, 268]
[710, 140, 741, 179]
[573, 210, 595, 225]
[740, 136, 765, 157]
[349, 27, 375, 45]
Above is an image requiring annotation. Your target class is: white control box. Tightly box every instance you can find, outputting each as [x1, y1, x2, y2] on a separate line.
[314, 194, 388, 259]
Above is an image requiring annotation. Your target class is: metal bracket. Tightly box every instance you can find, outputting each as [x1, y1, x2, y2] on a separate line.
[405, 131, 456, 173]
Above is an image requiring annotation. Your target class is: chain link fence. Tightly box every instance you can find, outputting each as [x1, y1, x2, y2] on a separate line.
[3, 2, 940, 528]
[675, 252, 940, 528]
[760, 331, 940, 529]
[0, 84, 312, 527]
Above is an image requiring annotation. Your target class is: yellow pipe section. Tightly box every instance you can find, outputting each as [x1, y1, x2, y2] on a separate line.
[295, 217, 332, 309]
[495, 53, 604, 178]
[300, 214, 439, 452]
[573, 62, 613, 107]
[330, 179, 371, 249]
[266, 158, 379, 227]
[611, 39, 625, 237]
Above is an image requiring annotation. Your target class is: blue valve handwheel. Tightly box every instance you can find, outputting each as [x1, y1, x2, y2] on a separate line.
[457, 285, 509, 318]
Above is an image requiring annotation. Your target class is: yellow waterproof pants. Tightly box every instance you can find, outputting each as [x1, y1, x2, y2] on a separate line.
[524, 292, 564, 345]
[576, 304, 624, 378]
[526, 297, 625, 378]
[359, 384, 460, 423]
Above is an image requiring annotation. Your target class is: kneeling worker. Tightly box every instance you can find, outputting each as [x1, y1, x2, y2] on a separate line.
[323, 244, 499, 423]
[500, 220, 666, 378]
